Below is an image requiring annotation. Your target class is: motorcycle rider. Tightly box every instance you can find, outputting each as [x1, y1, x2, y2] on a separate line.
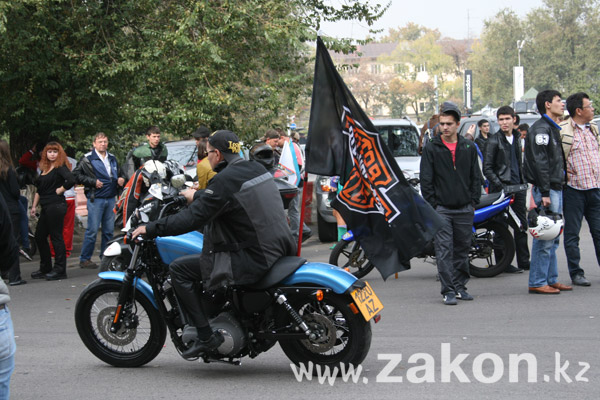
[131, 130, 296, 358]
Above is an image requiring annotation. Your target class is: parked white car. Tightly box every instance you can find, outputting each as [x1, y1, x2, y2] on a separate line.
[315, 118, 421, 242]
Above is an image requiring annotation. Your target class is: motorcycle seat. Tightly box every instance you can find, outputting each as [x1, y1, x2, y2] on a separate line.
[246, 256, 307, 290]
[475, 192, 503, 210]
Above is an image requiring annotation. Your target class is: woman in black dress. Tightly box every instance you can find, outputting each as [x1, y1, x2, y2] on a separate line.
[0, 140, 26, 285]
[30, 142, 75, 280]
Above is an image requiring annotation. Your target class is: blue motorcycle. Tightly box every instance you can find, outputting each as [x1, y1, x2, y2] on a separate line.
[74, 177, 382, 370]
[330, 184, 528, 278]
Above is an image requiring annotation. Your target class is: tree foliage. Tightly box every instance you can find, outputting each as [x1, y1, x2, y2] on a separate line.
[0, 0, 387, 161]
[374, 27, 455, 122]
[469, 0, 600, 107]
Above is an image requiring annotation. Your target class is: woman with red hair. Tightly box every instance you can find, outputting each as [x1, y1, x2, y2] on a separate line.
[30, 142, 75, 280]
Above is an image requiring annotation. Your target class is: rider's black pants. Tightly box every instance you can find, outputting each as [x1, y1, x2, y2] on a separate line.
[169, 255, 210, 329]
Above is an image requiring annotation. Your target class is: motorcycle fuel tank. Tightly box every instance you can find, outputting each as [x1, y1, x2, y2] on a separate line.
[155, 231, 204, 264]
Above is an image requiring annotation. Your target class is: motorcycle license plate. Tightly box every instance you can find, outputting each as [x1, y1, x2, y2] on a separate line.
[350, 282, 383, 321]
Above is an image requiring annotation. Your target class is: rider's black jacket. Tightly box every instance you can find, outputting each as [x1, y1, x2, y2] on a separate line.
[145, 158, 297, 290]
[420, 135, 481, 209]
[483, 130, 524, 193]
[523, 115, 565, 196]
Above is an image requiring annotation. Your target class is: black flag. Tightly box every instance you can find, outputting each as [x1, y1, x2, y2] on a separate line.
[306, 37, 444, 279]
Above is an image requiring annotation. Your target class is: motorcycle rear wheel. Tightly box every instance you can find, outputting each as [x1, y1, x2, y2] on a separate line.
[75, 280, 166, 367]
[329, 240, 375, 279]
[279, 293, 372, 373]
[469, 220, 516, 278]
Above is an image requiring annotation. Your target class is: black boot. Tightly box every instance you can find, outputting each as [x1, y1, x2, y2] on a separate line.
[46, 269, 67, 281]
[31, 270, 48, 279]
[181, 330, 224, 359]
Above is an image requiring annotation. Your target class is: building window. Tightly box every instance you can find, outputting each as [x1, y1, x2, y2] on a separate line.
[394, 63, 403, 74]
[416, 63, 427, 72]
[370, 64, 381, 74]
[419, 102, 426, 113]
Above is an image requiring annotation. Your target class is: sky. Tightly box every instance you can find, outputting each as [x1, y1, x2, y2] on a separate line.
[320, 0, 544, 40]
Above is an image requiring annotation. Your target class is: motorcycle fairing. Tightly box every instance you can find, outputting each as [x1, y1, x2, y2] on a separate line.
[473, 197, 511, 225]
[280, 262, 362, 294]
[155, 231, 204, 264]
[98, 271, 158, 309]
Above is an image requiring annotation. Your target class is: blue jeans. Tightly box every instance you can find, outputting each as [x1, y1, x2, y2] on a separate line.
[563, 186, 600, 278]
[0, 306, 16, 400]
[80, 197, 115, 261]
[529, 187, 562, 288]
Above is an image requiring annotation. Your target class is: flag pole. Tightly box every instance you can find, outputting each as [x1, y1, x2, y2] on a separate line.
[296, 170, 309, 256]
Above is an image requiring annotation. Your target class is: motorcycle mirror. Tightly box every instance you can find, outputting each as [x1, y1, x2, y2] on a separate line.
[171, 174, 186, 189]
[148, 183, 163, 200]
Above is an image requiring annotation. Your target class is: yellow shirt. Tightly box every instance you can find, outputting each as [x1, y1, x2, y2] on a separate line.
[196, 158, 216, 189]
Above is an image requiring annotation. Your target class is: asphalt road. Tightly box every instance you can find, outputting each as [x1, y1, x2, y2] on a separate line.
[8, 224, 600, 400]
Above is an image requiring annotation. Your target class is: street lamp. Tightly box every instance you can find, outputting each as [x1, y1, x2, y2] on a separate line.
[517, 40, 525, 67]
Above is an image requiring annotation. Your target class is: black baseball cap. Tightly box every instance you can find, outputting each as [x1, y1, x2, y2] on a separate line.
[440, 101, 461, 121]
[209, 130, 242, 161]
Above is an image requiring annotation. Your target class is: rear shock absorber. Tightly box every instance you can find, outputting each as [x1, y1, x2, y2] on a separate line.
[274, 291, 317, 340]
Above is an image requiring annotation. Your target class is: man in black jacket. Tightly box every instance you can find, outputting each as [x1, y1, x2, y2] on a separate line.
[483, 106, 529, 273]
[131, 130, 296, 358]
[523, 90, 572, 294]
[475, 119, 491, 158]
[421, 102, 481, 305]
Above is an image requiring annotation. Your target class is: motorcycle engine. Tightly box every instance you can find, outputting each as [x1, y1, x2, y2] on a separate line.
[181, 311, 246, 357]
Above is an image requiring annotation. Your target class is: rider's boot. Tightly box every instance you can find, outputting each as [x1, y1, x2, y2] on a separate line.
[182, 329, 224, 359]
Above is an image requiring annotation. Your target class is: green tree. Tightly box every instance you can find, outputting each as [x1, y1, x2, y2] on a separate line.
[468, 0, 600, 107]
[467, 9, 525, 105]
[0, 0, 387, 161]
[526, 0, 600, 97]
[377, 28, 454, 121]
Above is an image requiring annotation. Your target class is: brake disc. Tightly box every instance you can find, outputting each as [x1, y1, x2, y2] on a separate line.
[300, 313, 337, 353]
[96, 306, 137, 346]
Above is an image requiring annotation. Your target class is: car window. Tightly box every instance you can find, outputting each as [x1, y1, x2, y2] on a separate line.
[376, 125, 419, 157]
[166, 143, 197, 168]
[458, 120, 500, 139]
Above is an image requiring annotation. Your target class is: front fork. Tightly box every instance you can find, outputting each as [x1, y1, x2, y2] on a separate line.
[110, 245, 141, 333]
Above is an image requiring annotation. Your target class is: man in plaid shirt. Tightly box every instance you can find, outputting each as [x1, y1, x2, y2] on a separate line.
[560, 92, 600, 286]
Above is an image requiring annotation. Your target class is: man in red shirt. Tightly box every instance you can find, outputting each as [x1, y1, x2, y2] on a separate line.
[420, 102, 481, 305]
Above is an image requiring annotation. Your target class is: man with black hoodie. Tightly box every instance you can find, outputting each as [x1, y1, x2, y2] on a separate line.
[421, 102, 481, 305]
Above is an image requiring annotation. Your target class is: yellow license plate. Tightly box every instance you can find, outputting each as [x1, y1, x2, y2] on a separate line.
[350, 281, 383, 321]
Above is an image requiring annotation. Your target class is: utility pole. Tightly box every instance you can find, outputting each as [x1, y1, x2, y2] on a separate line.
[517, 40, 525, 66]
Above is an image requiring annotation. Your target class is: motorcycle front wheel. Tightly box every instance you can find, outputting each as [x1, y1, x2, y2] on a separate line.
[329, 240, 375, 279]
[279, 293, 372, 372]
[469, 220, 516, 278]
[74, 280, 167, 367]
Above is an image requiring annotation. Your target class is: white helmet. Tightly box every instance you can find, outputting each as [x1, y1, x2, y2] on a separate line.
[142, 160, 166, 186]
[527, 208, 564, 240]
